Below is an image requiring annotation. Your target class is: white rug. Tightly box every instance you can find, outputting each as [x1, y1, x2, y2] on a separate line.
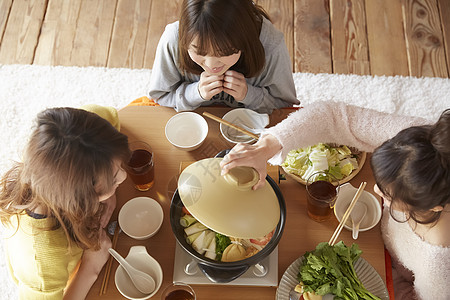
[0, 64, 449, 298]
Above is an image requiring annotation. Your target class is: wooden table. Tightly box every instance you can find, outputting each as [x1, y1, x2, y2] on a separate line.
[87, 106, 387, 300]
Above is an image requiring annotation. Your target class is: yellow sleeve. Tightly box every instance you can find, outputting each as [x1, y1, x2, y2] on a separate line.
[79, 104, 121, 131]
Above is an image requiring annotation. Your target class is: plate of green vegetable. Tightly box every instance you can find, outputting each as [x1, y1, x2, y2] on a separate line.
[281, 143, 366, 185]
[276, 242, 389, 300]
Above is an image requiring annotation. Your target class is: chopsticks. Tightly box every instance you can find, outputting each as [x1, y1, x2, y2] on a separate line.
[328, 181, 367, 246]
[203, 112, 260, 140]
[99, 222, 120, 295]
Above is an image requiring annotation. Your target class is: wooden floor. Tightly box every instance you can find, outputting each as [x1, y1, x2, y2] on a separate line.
[0, 0, 449, 78]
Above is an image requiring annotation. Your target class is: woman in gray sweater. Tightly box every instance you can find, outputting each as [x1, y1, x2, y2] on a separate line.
[149, 0, 299, 114]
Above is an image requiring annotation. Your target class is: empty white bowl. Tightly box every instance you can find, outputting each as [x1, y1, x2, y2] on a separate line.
[118, 197, 163, 240]
[115, 246, 163, 300]
[165, 112, 208, 151]
[334, 183, 382, 232]
[220, 108, 269, 143]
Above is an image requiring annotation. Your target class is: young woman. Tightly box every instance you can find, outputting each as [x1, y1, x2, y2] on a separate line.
[149, 0, 299, 113]
[0, 107, 130, 299]
[220, 101, 450, 300]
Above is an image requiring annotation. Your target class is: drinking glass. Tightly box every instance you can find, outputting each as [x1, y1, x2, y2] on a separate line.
[160, 282, 196, 300]
[126, 141, 155, 191]
[305, 171, 340, 222]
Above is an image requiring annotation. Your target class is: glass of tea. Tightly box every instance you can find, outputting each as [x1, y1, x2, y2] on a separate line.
[305, 171, 340, 222]
[160, 282, 196, 300]
[126, 141, 155, 191]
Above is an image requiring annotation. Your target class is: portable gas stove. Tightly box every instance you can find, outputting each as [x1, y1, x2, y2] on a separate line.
[172, 242, 278, 286]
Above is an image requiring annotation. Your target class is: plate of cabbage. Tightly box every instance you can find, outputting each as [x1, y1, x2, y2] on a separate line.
[281, 143, 366, 185]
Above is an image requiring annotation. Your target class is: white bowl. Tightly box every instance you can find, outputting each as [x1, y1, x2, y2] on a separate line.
[118, 197, 163, 240]
[220, 108, 269, 143]
[165, 112, 208, 151]
[334, 183, 382, 232]
[115, 246, 163, 300]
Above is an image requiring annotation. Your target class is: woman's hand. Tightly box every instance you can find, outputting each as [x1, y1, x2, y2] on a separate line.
[223, 70, 247, 101]
[63, 229, 112, 299]
[220, 134, 282, 189]
[81, 229, 112, 275]
[198, 72, 224, 100]
[100, 194, 116, 228]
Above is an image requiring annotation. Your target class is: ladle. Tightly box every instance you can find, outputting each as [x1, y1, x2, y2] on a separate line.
[350, 202, 367, 239]
[108, 248, 156, 294]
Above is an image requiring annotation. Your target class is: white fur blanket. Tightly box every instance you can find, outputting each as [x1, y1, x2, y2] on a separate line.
[0, 64, 449, 298]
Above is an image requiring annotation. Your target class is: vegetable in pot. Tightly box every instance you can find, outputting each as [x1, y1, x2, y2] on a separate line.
[184, 222, 207, 236]
[180, 211, 271, 262]
[204, 235, 217, 260]
[180, 214, 197, 227]
[192, 230, 215, 255]
[215, 233, 231, 261]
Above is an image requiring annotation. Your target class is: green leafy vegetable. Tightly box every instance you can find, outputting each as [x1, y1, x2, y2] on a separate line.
[215, 233, 231, 261]
[282, 143, 359, 181]
[298, 241, 381, 300]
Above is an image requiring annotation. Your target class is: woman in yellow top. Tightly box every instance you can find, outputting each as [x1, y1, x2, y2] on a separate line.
[0, 106, 130, 299]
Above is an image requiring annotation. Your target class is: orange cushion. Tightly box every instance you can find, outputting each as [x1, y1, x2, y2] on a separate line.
[127, 96, 159, 106]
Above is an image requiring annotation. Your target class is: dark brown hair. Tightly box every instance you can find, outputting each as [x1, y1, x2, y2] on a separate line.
[178, 0, 270, 77]
[371, 109, 450, 225]
[0, 107, 130, 250]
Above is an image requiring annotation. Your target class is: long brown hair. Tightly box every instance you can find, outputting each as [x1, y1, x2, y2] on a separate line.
[371, 109, 450, 225]
[0, 107, 130, 251]
[178, 0, 270, 77]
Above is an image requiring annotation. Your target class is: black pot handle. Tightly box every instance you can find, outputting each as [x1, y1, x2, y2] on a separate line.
[197, 263, 249, 283]
[215, 149, 230, 158]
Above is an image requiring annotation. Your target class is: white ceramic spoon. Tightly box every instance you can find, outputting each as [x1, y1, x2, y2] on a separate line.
[350, 202, 367, 240]
[108, 248, 156, 294]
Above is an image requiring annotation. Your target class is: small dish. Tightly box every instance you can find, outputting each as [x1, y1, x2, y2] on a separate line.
[165, 112, 208, 151]
[334, 183, 382, 232]
[115, 246, 163, 300]
[118, 197, 163, 240]
[220, 108, 269, 143]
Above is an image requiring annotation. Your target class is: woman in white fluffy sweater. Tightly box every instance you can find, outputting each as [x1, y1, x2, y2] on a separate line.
[220, 101, 450, 300]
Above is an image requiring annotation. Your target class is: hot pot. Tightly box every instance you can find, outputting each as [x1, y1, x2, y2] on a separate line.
[169, 151, 286, 283]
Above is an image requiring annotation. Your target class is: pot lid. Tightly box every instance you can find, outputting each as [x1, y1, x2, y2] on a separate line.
[178, 158, 280, 238]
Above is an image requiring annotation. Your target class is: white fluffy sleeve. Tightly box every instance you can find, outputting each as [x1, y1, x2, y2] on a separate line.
[265, 101, 429, 165]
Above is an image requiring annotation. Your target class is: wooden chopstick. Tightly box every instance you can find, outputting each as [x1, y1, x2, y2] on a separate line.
[99, 222, 120, 295]
[203, 112, 260, 140]
[328, 181, 367, 246]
